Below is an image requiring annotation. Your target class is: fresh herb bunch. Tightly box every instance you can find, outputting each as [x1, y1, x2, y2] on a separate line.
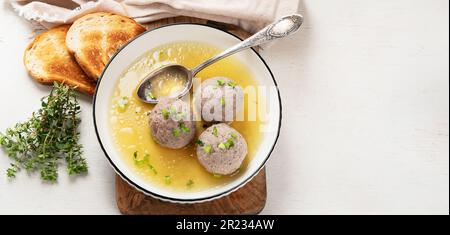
[0, 82, 87, 181]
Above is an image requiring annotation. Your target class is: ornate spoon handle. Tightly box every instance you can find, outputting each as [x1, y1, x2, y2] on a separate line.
[191, 14, 304, 76]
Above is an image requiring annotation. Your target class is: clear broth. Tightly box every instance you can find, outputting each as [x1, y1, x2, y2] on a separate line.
[109, 41, 262, 191]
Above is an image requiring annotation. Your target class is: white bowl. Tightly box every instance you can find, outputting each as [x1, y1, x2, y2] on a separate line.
[93, 24, 282, 203]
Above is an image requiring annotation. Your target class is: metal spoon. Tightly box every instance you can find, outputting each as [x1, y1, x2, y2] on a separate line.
[137, 14, 304, 104]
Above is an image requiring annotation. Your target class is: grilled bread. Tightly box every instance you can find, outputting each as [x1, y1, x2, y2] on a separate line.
[24, 25, 96, 95]
[66, 12, 146, 80]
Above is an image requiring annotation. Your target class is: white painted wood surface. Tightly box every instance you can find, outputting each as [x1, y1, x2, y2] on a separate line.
[0, 0, 448, 214]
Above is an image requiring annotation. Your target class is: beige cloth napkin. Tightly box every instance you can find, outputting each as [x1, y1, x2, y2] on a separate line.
[9, 0, 300, 32]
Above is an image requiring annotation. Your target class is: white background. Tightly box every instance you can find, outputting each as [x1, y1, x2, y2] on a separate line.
[0, 0, 448, 215]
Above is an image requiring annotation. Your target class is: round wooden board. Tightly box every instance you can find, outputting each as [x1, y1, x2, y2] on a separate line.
[115, 17, 267, 215]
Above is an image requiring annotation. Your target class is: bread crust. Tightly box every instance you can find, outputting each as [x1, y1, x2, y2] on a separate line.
[24, 25, 96, 95]
[66, 12, 146, 80]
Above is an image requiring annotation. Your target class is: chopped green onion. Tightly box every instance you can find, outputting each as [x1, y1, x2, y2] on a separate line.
[220, 97, 225, 107]
[164, 175, 172, 185]
[203, 144, 212, 154]
[148, 164, 158, 175]
[147, 92, 156, 100]
[172, 128, 181, 138]
[133, 151, 149, 165]
[217, 138, 235, 150]
[227, 81, 237, 88]
[230, 132, 237, 139]
[217, 80, 226, 86]
[213, 174, 222, 178]
[224, 139, 235, 149]
[218, 142, 226, 150]
[186, 179, 194, 187]
[161, 108, 170, 119]
[195, 139, 204, 146]
[179, 123, 190, 133]
[117, 97, 129, 112]
[212, 127, 218, 137]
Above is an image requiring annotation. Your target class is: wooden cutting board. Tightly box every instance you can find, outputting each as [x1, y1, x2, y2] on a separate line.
[115, 16, 267, 215]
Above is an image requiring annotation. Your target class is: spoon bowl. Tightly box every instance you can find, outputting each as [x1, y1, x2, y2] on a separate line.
[136, 64, 192, 104]
[136, 14, 303, 104]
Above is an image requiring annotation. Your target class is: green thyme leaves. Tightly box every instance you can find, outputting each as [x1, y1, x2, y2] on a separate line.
[0, 82, 87, 182]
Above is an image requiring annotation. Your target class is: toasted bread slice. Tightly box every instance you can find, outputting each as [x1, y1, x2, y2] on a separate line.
[66, 12, 146, 81]
[24, 25, 96, 95]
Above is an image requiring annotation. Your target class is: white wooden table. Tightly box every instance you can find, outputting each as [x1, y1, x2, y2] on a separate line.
[0, 0, 448, 215]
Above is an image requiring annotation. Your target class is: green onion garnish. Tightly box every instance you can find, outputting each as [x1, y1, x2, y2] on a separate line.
[230, 132, 237, 139]
[227, 81, 237, 88]
[220, 97, 225, 107]
[133, 151, 149, 165]
[164, 175, 172, 185]
[161, 108, 170, 119]
[218, 142, 226, 149]
[147, 92, 156, 100]
[217, 80, 226, 86]
[186, 179, 194, 187]
[179, 123, 190, 133]
[212, 127, 218, 137]
[224, 139, 235, 149]
[172, 128, 181, 138]
[203, 144, 212, 154]
[148, 164, 157, 175]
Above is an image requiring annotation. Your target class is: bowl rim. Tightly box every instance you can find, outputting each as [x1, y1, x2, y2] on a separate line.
[92, 23, 283, 203]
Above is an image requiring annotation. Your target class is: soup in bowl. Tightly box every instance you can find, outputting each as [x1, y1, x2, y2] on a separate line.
[94, 24, 281, 203]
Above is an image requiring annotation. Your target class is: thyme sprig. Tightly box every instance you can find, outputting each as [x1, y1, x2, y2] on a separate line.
[0, 82, 87, 182]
